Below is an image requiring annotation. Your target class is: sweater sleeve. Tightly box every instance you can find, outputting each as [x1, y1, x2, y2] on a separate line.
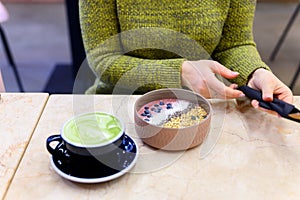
[79, 0, 185, 94]
[211, 0, 270, 86]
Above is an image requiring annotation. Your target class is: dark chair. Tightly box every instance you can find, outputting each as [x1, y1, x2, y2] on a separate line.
[44, 0, 87, 94]
[269, 2, 300, 91]
[290, 62, 300, 91]
[0, 2, 24, 92]
[269, 2, 300, 62]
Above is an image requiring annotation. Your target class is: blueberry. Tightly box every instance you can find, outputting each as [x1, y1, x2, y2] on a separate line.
[154, 104, 159, 107]
[159, 101, 164, 105]
[141, 113, 147, 116]
[166, 103, 173, 109]
[144, 118, 150, 122]
[144, 110, 150, 114]
[154, 109, 161, 113]
[151, 107, 156, 111]
[144, 106, 149, 110]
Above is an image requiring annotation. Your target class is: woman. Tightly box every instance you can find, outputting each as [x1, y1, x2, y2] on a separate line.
[79, 0, 293, 110]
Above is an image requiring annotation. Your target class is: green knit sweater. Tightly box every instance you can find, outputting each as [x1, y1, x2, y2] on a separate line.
[79, 0, 270, 94]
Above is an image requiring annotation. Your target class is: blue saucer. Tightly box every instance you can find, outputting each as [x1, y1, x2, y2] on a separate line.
[50, 134, 138, 183]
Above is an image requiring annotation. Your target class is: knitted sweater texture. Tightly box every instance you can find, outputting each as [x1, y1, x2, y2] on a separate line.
[79, 0, 270, 94]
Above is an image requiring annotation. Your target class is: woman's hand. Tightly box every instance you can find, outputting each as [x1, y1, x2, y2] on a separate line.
[247, 68, 293, 114]
[181, 60, 245, 99]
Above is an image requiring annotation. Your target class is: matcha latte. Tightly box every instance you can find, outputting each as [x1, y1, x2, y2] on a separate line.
[62, 112, 124, 147]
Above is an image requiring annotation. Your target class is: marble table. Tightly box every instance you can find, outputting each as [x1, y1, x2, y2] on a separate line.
[0, 93, 49, 200]
[4, 95, 300, 200]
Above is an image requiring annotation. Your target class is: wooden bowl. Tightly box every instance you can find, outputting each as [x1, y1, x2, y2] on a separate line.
[134, 88, 212, 151]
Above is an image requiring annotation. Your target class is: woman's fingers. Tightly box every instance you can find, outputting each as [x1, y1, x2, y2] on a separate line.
[251, 99, 280, 117]
[212, 86, 245, 99]
[210, 61, 240, 79]
[207, 77, 244, 99]
[260, 84, 275, 102]
[181, 60, 245, 99]
[248, 68, 294, 104]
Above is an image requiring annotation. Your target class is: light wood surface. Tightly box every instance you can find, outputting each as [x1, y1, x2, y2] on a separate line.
[0, 93, 48, 199]
[3, 95, 300, 200]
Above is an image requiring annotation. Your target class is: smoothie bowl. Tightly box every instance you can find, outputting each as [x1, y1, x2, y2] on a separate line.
[134, 88, 212, 151]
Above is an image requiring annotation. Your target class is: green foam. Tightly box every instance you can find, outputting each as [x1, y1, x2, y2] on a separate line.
[63, 112, 122, 146]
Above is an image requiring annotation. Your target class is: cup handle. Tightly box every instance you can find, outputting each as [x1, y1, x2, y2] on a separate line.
[46, 135, 62, 155]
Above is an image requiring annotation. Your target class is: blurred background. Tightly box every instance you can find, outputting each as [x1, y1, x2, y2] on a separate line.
[0, 0, 299, 95]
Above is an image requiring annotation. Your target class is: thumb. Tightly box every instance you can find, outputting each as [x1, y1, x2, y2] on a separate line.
[261, 84, 274, 102]
[210, 62, 239, 79]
